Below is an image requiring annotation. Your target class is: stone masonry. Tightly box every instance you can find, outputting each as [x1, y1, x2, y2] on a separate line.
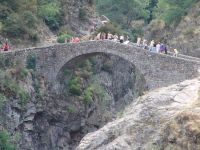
[2, 40, 200, 90]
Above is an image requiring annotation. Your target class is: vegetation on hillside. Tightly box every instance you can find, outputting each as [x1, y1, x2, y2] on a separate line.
[96, 0, 150, 28]
[0, 0, 198, 42]
[95, 0, 197, 40]
[154, 0, 198, 26]
[0, 130, 16, 150]
[0, 0, 63, 40]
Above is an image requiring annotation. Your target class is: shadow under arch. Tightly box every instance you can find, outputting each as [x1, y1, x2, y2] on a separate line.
[56, 52, 148, 108]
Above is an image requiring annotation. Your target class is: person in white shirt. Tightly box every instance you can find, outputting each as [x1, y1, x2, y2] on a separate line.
[119, 35, 124, 43]
[156, 42, 161, 53]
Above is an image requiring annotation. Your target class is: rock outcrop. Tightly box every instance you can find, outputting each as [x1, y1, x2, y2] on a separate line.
[62, 0, 100, 35]
[77, 78, 200, 150]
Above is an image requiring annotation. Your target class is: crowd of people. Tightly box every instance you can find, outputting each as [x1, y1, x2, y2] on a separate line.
[136, 37, 179, 57]
[91, 32, 131, 44]
[68, 37, 81, 43]
[0, 35, 179, 58]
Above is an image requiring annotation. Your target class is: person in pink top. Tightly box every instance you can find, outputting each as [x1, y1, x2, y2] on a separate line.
[1, 41, 10, 51]
[74, 37, 80, 43]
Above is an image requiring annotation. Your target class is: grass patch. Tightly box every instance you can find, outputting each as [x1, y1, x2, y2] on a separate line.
[0, 130, 16, 150]
[26, 53, 37, 70]
[83, 82, 106, 104]
[57, 34, 72, 43]
[0, 54, 13, 70]
[83, 86, 94, 104]
[66, 105, 77, 113]
[0, 94, 6, 111]
[68, 77, 82, 96]
[19, 67, 29, 79]
[0, 71, 30, 108]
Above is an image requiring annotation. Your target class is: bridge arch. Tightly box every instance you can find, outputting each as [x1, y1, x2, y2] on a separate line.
[2, 40, 199, 89]
[42, 40, 198, 89]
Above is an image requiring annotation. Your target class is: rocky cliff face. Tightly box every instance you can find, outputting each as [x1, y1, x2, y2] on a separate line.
[77, 78, 200, 150]
[0, 54, 147, 150]
[62, 0, 100, 35]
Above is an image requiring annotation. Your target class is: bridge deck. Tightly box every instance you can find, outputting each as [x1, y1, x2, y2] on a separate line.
[2, 40, 200, 64]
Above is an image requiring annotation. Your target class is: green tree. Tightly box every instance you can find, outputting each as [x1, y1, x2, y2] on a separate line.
[154, 0, 196, 26]
[96, 0, 150, 28]
[38, 1, 62, 30]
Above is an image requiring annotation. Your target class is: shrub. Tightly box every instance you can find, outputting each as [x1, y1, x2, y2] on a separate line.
[28, 31, 38, 42]
[19, 68, 29, 80]
[0, 5, 11, 20]
[155, 0, 196, 26]
[2, 13, 23, 37]
[83, 86, 94, 104]
[68, 77, 82, 96]
[0, 54, 14, 70]
[97, 22, 123, 35]
[0, 54, 6, 69]
[130, 27, 144, 42]
[18, 89, 29, 108]
[3, 75, 18, 93]
[57, 34, 72, 43]
[0, 94, 6, 111]
[4, 58, 13, 68]
[78, 60, 93, 71]
[66, 105, 77, 113]
[38, 2, 62, 30]
[80, 70, 92, 79]
[22, 11, 37, 28]
[162, 8, 185, 26]
[82, 82, 106, 104]
[92, 83, 106, 99]
[58, 26, 74, 36]
[26, 53, 37, 70]
[0, 72, 30, 108]
[0, 130, 16, 150]
[2, 11, 38, 39]
[44, 16, 60, 30]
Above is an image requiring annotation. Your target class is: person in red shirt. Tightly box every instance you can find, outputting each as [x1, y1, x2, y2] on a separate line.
[74, 37, 80, 43]
[1, 42, 10, 51]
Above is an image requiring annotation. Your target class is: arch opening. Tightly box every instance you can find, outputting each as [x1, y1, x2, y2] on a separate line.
[53, 52, 148, 149]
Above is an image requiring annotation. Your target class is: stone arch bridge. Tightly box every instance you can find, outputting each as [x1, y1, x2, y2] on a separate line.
[3, 40, 200, 89]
